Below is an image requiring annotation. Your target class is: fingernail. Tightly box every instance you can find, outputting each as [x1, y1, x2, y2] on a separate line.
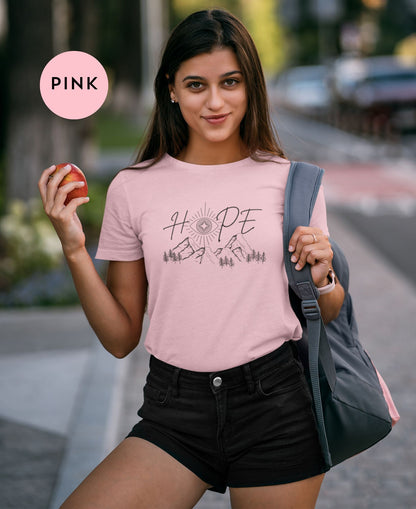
[288, 245, 295, 252]
[291, 255, 297, 263]
[64, 164, 71, 170]
[295, 263, 301, 270]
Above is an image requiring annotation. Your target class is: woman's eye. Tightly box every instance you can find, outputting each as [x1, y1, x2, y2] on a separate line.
[224, 78, 238, 87]
[188, 81, 203, 90]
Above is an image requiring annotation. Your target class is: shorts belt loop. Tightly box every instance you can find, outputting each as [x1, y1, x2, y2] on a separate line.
[242, 364, 255, 395]
[171, 367, 181, 398]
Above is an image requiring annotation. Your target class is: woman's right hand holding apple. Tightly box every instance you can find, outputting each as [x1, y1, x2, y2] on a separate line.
[38, 163, 146, 360]
[38, 164, 90, 258]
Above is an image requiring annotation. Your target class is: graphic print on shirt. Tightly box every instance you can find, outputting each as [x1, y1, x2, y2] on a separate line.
[162, 203, 266, 268]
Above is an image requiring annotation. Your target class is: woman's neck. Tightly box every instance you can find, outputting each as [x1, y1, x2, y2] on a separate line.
[177, 139, 249, 165]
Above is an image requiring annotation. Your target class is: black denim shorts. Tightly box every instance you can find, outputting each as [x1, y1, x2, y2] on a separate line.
[127, 341, 328, 493]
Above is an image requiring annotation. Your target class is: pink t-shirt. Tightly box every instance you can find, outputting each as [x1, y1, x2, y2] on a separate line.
[96, 154, 329, 371]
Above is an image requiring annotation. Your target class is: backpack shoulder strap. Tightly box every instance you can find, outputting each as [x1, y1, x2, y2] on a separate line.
[283, 161, 334, 467]
[283, 161, 324, 301]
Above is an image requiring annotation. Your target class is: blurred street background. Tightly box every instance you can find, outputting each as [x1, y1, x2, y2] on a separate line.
[0, 0, 415, 508]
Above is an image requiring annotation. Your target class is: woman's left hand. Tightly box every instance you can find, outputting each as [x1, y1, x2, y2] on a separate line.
[288, 226, 333, 288]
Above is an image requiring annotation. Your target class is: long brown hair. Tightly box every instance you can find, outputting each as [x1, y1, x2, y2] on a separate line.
[134, 9, 285, 166]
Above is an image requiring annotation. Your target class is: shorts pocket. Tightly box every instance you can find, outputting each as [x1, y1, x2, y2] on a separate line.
[257, 358, 304, 397]
[143, 382, 170, 406]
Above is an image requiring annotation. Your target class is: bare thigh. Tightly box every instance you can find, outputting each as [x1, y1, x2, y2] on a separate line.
[229, 473, 325, 509]
[60, 437, 210, 509]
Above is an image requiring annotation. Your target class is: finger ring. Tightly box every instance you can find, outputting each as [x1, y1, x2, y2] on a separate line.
[312, 233, 318, 243]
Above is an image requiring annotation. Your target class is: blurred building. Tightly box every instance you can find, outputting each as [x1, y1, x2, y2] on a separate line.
[279, 0, 344, 27]
[140, 0, 169, 106]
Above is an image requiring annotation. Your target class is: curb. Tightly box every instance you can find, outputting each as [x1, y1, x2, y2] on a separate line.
[48, 343, 131, 508]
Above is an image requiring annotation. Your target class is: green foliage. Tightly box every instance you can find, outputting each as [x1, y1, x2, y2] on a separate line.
[376, 0, 415, 55]
[0, 154, 6, 216]
[171, 0, 287, 75]
[95, 109, 143, 150]
[0, 199, 63, 290]
[171, 0, 242, 23]
[0, 177, 109, 305]
[241, 0, 287, 75]
[0, 176, 109, 287]
[78, 178, 110, 242]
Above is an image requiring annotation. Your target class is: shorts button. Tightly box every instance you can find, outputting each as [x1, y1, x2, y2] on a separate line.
[213, 376, 222, 388]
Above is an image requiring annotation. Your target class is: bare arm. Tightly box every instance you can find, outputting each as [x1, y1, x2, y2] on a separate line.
[38, 164, 147, 358]
[288, 226, 345, 324]
[66, 252, 147, 357]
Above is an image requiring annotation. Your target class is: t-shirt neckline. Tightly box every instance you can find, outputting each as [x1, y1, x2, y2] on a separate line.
[164, 153, 252, 170]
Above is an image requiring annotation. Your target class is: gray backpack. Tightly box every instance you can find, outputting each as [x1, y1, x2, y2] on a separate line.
[283, 161, 393, 468]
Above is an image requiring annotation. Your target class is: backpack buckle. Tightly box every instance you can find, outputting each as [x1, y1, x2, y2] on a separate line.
[301, 299, 321, 320]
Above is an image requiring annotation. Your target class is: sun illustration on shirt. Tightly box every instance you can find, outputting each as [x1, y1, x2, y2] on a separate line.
[187, 204, 219, 246]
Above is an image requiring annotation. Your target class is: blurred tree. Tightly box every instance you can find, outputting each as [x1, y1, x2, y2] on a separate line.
[5, 0, 68, 202]
[116, 0, 142, 93]
[171, 0, 286, 75]
[97, 0, 169, 116]
[70, 0, 98, 52]
[376, 0, 416, 54]
[396, 33, 416, 58]
[0, 1, 7, 211]
[171, 0, 242, 26]
[67, 0, 100, 174]
[279, 0, 415, 66]
[241, 0, 287, 75]
[279, 0, 378, 65]
[4, 0, 103, 203]
[98, 0, 143, 118]
[139, 0, 169, 108]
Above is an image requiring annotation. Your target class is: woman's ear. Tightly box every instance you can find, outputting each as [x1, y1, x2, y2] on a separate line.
[168, 84, 176, 103]
[166, 74, 177, 101]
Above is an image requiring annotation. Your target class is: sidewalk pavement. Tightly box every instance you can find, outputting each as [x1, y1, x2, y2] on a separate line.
[0, 208, 415, 509]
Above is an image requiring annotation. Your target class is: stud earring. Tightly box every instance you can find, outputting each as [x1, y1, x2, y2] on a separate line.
[171, 99, 175, 103]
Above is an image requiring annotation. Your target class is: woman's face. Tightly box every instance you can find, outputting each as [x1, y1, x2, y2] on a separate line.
[169, 48, 247, 151]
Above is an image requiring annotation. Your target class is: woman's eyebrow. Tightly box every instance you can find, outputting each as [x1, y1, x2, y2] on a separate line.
[221, 70, 243, 78]
[182, 70, 243, 82]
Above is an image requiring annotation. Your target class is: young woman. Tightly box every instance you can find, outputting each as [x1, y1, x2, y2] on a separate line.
[39, 9, 344, 509]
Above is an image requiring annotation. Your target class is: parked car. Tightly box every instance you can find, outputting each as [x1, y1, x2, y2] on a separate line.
[271, 65, 331, 118]
[328, 55, 416, 134]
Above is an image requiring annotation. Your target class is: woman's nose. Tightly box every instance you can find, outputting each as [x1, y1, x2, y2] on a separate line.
[206, 86, 224, 110]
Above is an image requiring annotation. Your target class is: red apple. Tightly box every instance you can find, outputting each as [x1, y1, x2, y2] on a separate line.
[51, 163, 88, 205]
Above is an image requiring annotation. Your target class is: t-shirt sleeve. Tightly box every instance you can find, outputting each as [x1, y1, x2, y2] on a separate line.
[95, 175, 144, 261]
[309, 184, 329, 236]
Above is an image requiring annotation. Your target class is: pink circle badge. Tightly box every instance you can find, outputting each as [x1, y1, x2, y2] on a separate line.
[40, 51, 109, 120]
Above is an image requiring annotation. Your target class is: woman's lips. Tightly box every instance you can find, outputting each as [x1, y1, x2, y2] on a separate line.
[203, 113, 230, 125]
